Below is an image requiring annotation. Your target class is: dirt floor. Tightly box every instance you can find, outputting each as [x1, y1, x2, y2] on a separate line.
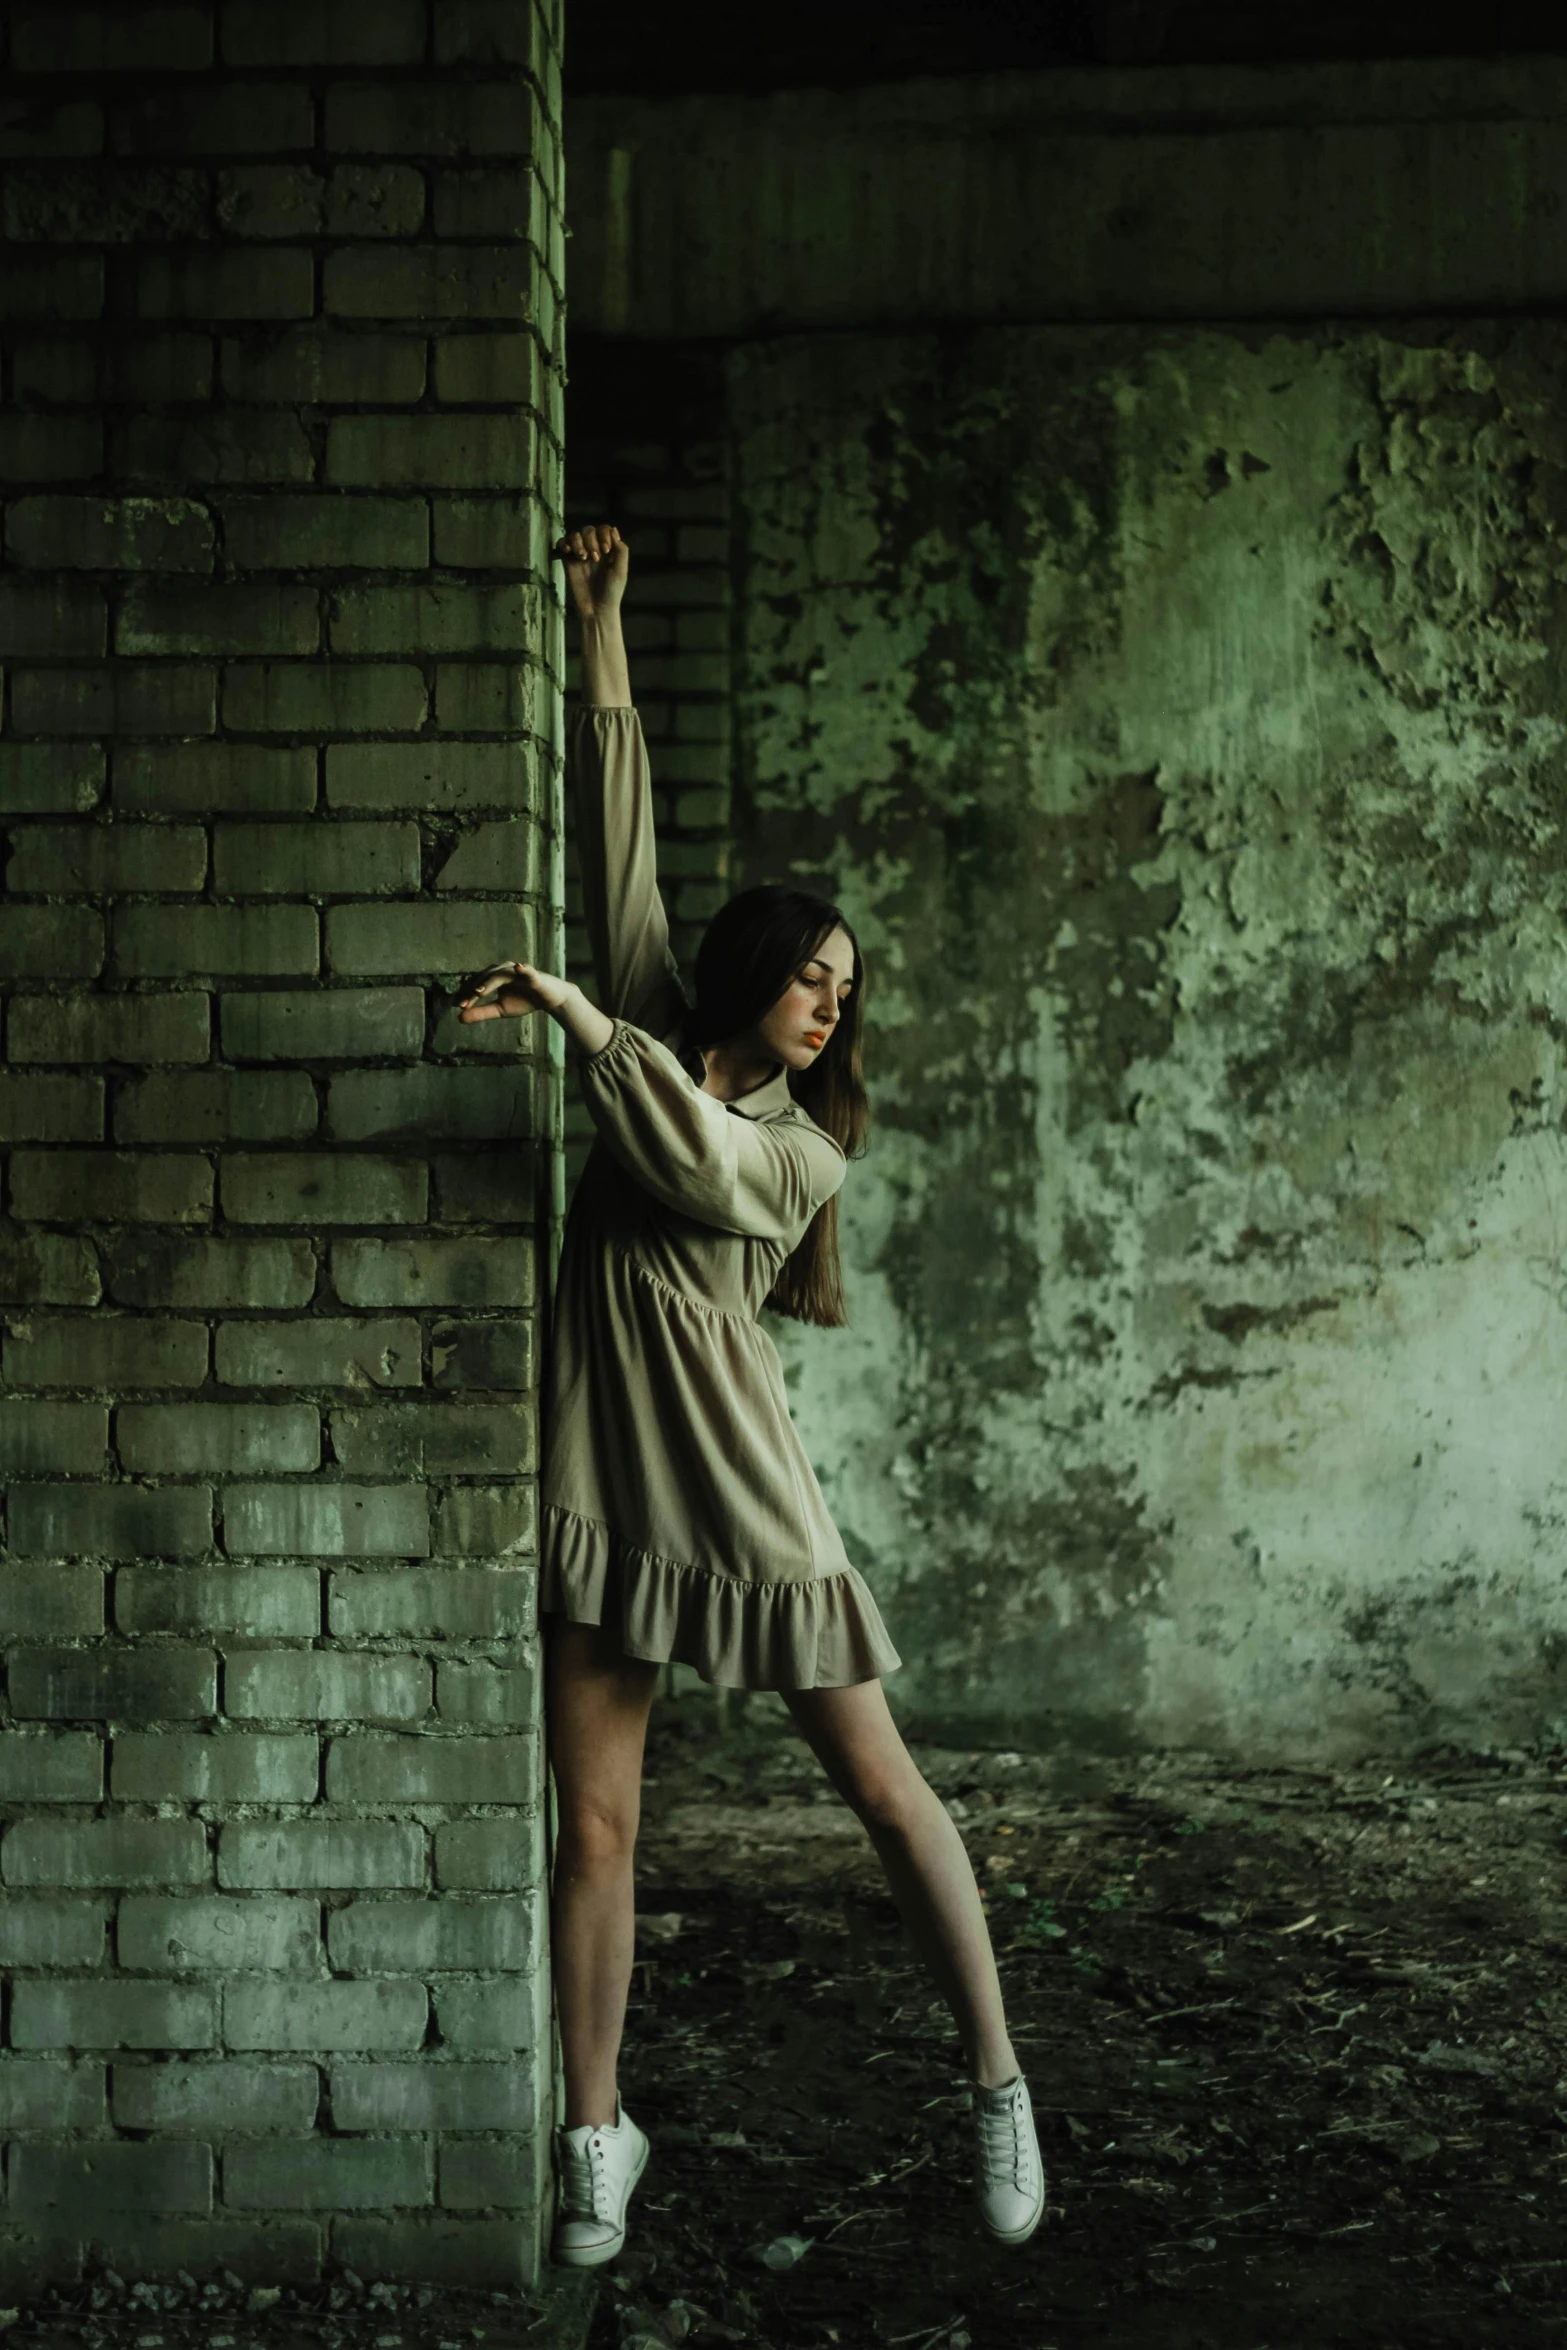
[589, 1691, 1567, 2350]
[5, 1699, 1563, 2350]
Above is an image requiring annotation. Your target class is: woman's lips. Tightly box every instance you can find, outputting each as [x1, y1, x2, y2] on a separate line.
[803, 1032, 826, 1048]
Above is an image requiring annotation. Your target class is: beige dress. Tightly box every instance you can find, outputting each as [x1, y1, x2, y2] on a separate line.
[537, 704, 902, 1691]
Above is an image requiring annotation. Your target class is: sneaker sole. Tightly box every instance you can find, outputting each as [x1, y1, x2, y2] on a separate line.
[550, 2133, 650, 2269]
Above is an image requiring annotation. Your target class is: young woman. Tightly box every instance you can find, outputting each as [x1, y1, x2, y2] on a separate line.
[458, 524, 1044, 2269]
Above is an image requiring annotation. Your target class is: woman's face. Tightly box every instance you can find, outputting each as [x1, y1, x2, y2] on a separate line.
[756, 925, 856, 1071]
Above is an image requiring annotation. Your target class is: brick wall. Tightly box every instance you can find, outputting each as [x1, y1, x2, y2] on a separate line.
[562, 339, 730, 1179]
[0, 0, 564, 2294]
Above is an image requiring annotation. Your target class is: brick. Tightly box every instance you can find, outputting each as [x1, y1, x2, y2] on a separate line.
[2, 1315, 206, 1389]
[331, 580, 535, 655]
[434, 0, 547, 64]
[220, 329, 425, 404]
[433, 167, 548, 244]
[226, 1649, 429, 1721]
[112, 1730, 320, 1802]
[4, 165, 206, 244]
[436, 1656, 537, 1726]
[431, 334, 537, 406]
[430, 1319, 533, 1391]
[326, 410, 534, 484]
[117, 1565, 317, 1635]
[0, 252, 103, 320]
[326, 905, 532, 983]
[12, 5, 213, 71]
[328, 1567, 532, 1639]
[0, 902, 100, 977]
[331, 1401, 532, 1475]
[119, 575, 320, 656]
[329, 2059, 533, 2132]
[13, 332, 212, 404]
[0, 1898, 108, 1967]
[8, 990, 209, 1065]
[0, 2058, 106, 2128]
[328, 1893, 529, 1973]
[111, 904, 316, 979]
[2, 1814, 208, 1886]
[432, 820, 538, 896]
[0, 1565, 104, 1637]
[0, 99, 102, 160]
[226, 2137, 429, 2210]
[332, 1235, 533, 1307]
[322, 246, 532, 328]
[431, 1153, 536, 1222]
[113, 83, 314, 158]
[0, 1226, 98, 1306]
[222, 1154, 426, 1225]
[118, 1402, 319, 1473]
[0, 416, 101, 488]
[0, 745, 104, 815]
[224, 1483, 428, 1557]
[13, 665, 215, 737]
[217, 827, 422, 897]
[217, 1817, 423, 1890]
[115, 1070, 317, 1144]
[433, 1981, 532, 2051]
[11, 1979, 215, 2051]
[10, 1151, 213, 1226]
[222, 663, 427, 735]
[326, 742, 532, 810]
[216, 163, 324, 239]
[223, 494, 428, 569]
[129, 250, 315, 323]
[0, 1399, 107, 1472]
[326, 1067, 535, 1143]
[326, 83, 542, 158]
[112, 2058, 317, 2132]
[220, 986, 422, 1062]
[64, 2214, 321, 2284]
[226, 1977, 424, 2051]
[433, 1815, 538, 1890]
[7, 2141, 212, 2217]
[434, 664, 540, 735]
[0, 1073, 103, 1141]
[325, 163, 425, 238]
[5, 494, 213, 570]
[6, 822, 207, 893]
[8, 1646, 215, 1720]
[101, 1234, 315, 1309]
[115, 743, 314, 813]
[430, 1485, 535, 1558]
[223, 0, 427, 63]
[214, 1315, 420, 1389]
[117, 1893, 319, 1973]
[430, 493, 533, 568]
[7, 1482, 212, 1558]
[0, 1732, 103, 1801]
[332, 2214, 526, 2289]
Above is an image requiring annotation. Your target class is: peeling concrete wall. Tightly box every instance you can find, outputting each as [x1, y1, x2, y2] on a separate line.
[728, 320, 1567, 1757]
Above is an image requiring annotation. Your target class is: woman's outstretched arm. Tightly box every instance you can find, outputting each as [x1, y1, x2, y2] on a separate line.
[566, 524, 632, 707]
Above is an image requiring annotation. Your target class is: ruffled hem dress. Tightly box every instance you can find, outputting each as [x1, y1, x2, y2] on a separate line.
[537, 704, 901, 1692]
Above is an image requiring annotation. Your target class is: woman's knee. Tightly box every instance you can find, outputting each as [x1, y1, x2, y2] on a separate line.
[555, 1790, 639, 1871]
[845, 1762, 929, 1842]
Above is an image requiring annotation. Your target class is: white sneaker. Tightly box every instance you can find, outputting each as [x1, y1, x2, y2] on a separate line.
[551, 2095, 650, 2268]
[972, 2073, 1045, 2245]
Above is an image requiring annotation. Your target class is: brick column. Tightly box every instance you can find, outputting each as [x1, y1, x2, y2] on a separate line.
[0, 0, 565, 2294]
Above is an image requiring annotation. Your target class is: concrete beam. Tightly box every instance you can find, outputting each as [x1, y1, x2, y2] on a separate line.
[566, 55, 1567, 334]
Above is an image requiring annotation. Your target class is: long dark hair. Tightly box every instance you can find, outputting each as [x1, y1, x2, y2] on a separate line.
[685, 885, 868, 1328]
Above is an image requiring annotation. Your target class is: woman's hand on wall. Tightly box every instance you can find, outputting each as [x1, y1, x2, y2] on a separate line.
[457, 962, 615, 1057]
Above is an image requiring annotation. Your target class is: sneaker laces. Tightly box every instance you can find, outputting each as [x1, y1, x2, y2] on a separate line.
[976, 2082, 1039, 2196]
[558, 2127, 613, 2222]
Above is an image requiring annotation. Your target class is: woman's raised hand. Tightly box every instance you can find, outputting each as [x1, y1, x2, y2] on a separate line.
[555, 523, 628, 622]
[457, 961, 575, 1024]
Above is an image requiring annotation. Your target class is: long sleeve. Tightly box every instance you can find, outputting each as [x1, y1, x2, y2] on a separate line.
[579, 1019, 846, 1244]
[569, 703, 688, 1039]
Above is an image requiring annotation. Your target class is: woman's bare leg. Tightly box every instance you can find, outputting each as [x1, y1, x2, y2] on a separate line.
[545, 1617, 661, 2130]
[783, 1676, 1018, 2087]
